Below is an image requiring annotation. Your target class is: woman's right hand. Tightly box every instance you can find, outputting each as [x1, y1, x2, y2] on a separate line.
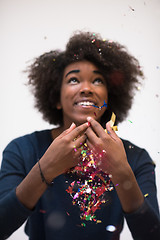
[40, 122, 89, 182]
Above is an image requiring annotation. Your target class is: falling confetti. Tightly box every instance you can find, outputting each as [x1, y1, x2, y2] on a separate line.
[66, 144, 113, 221]
[39, 209, 46, 214]
[66, 112, 118, 222]
[128, 120, 133, 123]
[144, 193, 149, 198]
[129, 6, 135, 11]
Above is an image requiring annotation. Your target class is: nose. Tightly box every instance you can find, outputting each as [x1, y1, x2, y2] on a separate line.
[80, 82, 93, 95]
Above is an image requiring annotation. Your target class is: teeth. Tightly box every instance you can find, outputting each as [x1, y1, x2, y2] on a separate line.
[77, 101, 95, 106]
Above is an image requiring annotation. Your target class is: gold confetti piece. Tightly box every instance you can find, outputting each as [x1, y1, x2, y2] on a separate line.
[112, 126, 118, 131]
[110, 112, 116, 127]
[96, 220, 102, 223]
[144, 193, 149, 198]
[104, 112, 118, 133]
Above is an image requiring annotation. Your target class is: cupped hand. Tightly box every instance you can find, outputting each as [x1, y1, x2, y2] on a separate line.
[85, 117, 129, 178]
[41, 122, 89, 179]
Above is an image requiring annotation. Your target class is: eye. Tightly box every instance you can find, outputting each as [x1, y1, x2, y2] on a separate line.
[93, 78, 104, 85]
[68, 77, 79, 84]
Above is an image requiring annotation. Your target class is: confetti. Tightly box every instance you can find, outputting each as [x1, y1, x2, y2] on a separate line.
[129, 6, 135, 11]
[136, 86, 141, 91]
[128, 120, 133, 123]
[66, 150, 113, 222]
[92, 100, 107, 110]
[110, 112, 116, 128]
[66, 112, 118, 222]
[39, 209, 46, 214]
[144, 193, 149, 198]
[129, 145, 134, 149]
[73, 145, 77, 152]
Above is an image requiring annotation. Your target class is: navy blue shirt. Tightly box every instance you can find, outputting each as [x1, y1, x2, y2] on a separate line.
[0, 130, 160, 240]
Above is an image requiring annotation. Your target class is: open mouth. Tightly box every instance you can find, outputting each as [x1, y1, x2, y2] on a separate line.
[76, 101, 96, 107]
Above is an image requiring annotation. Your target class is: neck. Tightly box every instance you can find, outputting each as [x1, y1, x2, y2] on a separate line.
[51, 126, 64, 140]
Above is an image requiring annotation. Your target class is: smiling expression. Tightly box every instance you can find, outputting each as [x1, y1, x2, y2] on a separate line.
[58, 60, 108, 128]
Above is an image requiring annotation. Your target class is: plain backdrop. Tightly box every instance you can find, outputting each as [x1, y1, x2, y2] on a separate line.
[0, 0, 160, 239]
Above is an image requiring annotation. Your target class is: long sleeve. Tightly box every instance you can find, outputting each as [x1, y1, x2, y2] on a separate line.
[125, 198, 160, 240]
[123, 141, 160, 239]
[0, 189, 32, 239]
[0, 139, 35, 239]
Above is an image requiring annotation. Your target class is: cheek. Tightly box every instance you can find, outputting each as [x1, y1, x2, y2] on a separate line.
[60, 86, 77, 106]
[100, 88, 108, 101]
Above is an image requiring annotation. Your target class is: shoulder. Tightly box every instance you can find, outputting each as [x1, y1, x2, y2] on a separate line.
[5, 130, 51, 148]
[121, 139, 155, 172]
[122, 139, 143, 155]
[3, 129, 52, 162]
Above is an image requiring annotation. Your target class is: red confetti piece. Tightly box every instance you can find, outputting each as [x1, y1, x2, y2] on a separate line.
[39, 209, 46, 214]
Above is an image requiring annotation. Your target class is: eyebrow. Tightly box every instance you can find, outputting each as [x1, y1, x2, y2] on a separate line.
[93, 70, 103, 75]
[65, 70, 80, 78]
[65, 69, 103, 78]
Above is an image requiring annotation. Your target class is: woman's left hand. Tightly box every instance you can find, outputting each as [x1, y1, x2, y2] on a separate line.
[85, 117, 129, 180]
[85, 117, 145, 213]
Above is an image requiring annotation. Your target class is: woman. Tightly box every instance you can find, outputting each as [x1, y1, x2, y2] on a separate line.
[0, 31, 160, 240]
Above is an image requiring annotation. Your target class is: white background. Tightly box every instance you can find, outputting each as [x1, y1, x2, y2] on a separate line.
[0, 0, 160, 239]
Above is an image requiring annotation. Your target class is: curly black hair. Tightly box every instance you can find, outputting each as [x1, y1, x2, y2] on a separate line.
[27, 31, 143, 127]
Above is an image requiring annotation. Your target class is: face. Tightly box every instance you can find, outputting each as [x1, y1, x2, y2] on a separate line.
[58, 61, 108, 128]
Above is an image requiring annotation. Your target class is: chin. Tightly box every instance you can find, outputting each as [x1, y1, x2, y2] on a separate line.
[75, 115, 98, 125]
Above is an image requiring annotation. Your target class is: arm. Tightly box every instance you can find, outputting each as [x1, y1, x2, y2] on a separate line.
[0, 142, 33, 239]
[124, 146, 160, 239]
[85, 117, 160, 239]
[0, 122, 89, 239]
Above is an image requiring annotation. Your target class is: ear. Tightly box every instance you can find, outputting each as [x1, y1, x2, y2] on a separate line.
[56, 102, 62, 110]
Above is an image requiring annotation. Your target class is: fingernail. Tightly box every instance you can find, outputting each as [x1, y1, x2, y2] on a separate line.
[107, 121, 111, 127]
[70, 122, 75, 128]
[87, 116, 92, 122]
[87, 122, 91, 127]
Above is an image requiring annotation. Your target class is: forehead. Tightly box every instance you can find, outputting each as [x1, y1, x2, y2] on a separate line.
[63, 60, 99, 75]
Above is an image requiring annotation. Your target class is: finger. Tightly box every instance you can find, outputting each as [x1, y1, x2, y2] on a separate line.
[57, 123, 76, 139]
[86, 138, 95, 152]
[69, 122, 89, 140]
[106, 121, 118, 141]
[72, 148, 84, 166]
[87, 117, 106, 138]
[73, 134, 87, 150]
[85, 127, 98, 145]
